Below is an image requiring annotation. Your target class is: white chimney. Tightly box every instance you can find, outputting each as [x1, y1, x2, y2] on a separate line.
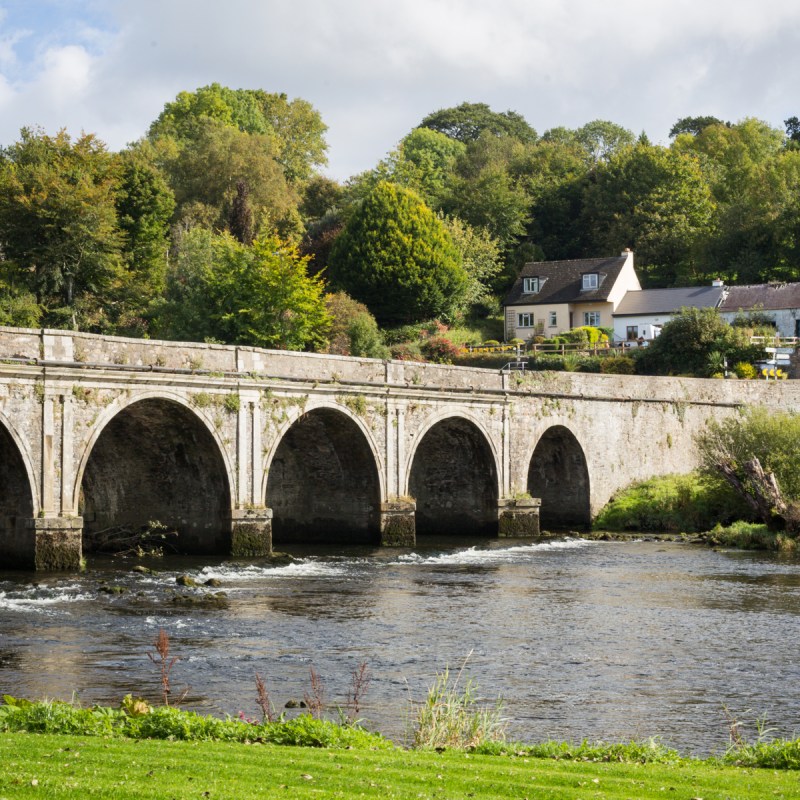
[712, 278, 724, 287]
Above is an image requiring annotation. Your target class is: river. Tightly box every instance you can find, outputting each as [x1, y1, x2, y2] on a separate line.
[0, 537, 798, 753]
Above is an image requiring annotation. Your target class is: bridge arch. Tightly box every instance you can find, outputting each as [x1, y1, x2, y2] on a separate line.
[74, 391, 235, 554]
[264, 400, 384, 544]
[0, 412, 37, 539]
[405, 411, 500, 536]
[526, 424, 590, 529]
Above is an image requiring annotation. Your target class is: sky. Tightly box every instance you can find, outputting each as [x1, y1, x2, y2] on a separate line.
[1, 0, 799, 181]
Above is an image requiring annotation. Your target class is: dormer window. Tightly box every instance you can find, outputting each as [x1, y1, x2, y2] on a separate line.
[582, 273, 599, 290]
[523, 277, 540, 294]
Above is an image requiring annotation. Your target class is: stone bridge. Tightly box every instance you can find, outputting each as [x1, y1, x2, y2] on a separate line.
[1, 327, 798, 570]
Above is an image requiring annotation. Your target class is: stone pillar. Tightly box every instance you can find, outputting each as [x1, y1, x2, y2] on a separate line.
[230, 508, 272, 557]
[498, 497, 541, 538]
[380, 499, 416, 546]
[9, 517, 84, 570]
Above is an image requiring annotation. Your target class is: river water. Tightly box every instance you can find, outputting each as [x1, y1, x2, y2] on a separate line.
[0, 538, 798, 753]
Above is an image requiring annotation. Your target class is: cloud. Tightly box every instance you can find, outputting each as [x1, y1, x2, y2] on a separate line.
[1, 0, 800, 178]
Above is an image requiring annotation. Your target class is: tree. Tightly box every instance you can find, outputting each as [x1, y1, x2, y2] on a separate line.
[581, 144, 715, 286]
[543, 120, 635, 164]
[785, 116, 800, 145]
[696, 407, 800, 532]
[155, 228, 329, 350]
[0, 127, 124, 329]
[163, 119, 299, 239]
[419, 102, 537, 144]
[329, 182, 468, 324]
[149, 83, 328, 183]
[669, 116, 729, 138]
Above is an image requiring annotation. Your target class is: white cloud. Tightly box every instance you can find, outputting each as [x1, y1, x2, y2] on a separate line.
[2, 0, 800, 176]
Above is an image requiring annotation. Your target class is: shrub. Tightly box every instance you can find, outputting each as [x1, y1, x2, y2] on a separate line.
[601, 356, 636, 374]
[733, 361, 757, 379]
[420, 336, 460, 363]
[390, 343, 423, 361]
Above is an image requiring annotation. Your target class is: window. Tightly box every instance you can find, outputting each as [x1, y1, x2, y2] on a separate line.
[582, 273, 598, 290]
[626, 325, 638, 341]
[522, 277, 539, 293]
[548, 311, 557, 327]
[583, 311, 600, 326]
[517, 313, 534, 328]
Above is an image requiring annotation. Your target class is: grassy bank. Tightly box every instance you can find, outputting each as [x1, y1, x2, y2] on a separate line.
[2, 732, 800, 800]
[703, 521, 798, 552]
[593, 472, 754, 534]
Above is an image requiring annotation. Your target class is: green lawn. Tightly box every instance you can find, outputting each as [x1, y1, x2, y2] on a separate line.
[1, 733, 798, 800]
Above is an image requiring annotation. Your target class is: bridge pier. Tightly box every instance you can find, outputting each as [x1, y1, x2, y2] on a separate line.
[230, 509, 272, 557]
[2, 517, 84, 570]
[497, 498, 541, 538]
[379, 499, 416, 546]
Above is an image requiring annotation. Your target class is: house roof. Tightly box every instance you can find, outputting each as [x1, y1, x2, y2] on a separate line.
[719, 283, 800, 312]
[504, 255, 629, 307]
[613, 286, 724, 317]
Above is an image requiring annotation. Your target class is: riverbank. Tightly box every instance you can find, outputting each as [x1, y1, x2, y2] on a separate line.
[1, 731, 798, 799]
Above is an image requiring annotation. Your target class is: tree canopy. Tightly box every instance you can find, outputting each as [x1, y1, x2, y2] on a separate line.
[419, 102, 537, 144]
[329, 182, 468, 324]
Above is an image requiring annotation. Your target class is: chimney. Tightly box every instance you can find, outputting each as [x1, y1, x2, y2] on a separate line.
[711, 278, 724, 287]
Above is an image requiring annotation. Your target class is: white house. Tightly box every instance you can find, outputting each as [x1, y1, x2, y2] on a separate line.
[719, 283, 800, 339]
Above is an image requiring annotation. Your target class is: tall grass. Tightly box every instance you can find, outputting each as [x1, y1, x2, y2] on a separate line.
[412, 660, 508, 750]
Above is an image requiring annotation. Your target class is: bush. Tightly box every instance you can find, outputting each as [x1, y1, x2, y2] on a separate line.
[601, 356, 636, 374]
[390, 343, 423, 361]
[420, 336, 460, 364]
[733, 361, 757, 379]
[593, 472, 755, 533]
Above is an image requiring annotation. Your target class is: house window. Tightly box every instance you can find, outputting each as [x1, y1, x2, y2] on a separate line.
[582, 273, 598, 290]
[517, 313, 534, 328]
[522, 277, 539, 293]
[583, 311, 600, 326]
[548, 311, 557, 327]
[626, 325, 638, 340]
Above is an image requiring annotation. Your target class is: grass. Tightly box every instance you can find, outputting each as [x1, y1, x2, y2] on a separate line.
[2, 732, 800, 800]
[703, 521, 798, 552]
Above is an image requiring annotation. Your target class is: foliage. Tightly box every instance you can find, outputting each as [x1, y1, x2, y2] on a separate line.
[419, 336, 460, 364]
[419, 102, 537, 144]
[635, 307, 761, 376]
[412, 665, 508, 750]
[696, 406, 800, 508]
[703, 521, 797, 552]
[329, 181, 468, 324]
[155, 228, 330, 350]
[0, 127, 125, 330]
[0, 696, 389, 749]
[600, 356, 636, 374]
[325, 291, 389, 358]
[475, 737, 682, 764]
[669, 116, 729, 138]
[149, 83, 328, 183]
[593, 472, 755, 533]
[543, 120, 636, 164]
[733, 361, 758, 379]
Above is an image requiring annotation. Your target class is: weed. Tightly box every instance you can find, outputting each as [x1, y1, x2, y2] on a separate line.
[147, 629, 183, 706]
[303, 667, 326, 719]
[345, 662, 371, 724]
[255, 672, 276, 723]
[223, 393, 240, 414]
[191, 392, 212, 408]
[413, 654, 508, 750]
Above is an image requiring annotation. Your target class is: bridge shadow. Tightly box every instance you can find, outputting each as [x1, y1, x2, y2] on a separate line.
[409, 417, 498, 537]
[266, 408, 381, 545]
[0, 421, 34, 559]
[528, 425, 590, 529]
[80, 399, 232, 554]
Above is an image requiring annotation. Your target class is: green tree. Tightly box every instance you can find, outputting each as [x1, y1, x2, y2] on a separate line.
[0, 127, 124, 329]
[155, 228, 329, 350]
[696, 406, 800, 532]
[441, 216, 503, 311]
[581, 144, 715, 286]
[329, 182, 468, 324]
[419, 102, 537, 144]
[325, 291, 389, 358]
[669, 116, 729, 138]
[543, 120, 635, 164]
[149, 83, 328, 183]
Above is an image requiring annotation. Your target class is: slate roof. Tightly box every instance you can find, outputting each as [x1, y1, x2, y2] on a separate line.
[504, 255, 629, 307]
[719, 283, 800, 312]
[613, 286, 724, 317]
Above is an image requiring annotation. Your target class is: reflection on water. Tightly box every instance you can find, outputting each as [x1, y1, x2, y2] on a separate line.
[0, 538, 798, 753]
